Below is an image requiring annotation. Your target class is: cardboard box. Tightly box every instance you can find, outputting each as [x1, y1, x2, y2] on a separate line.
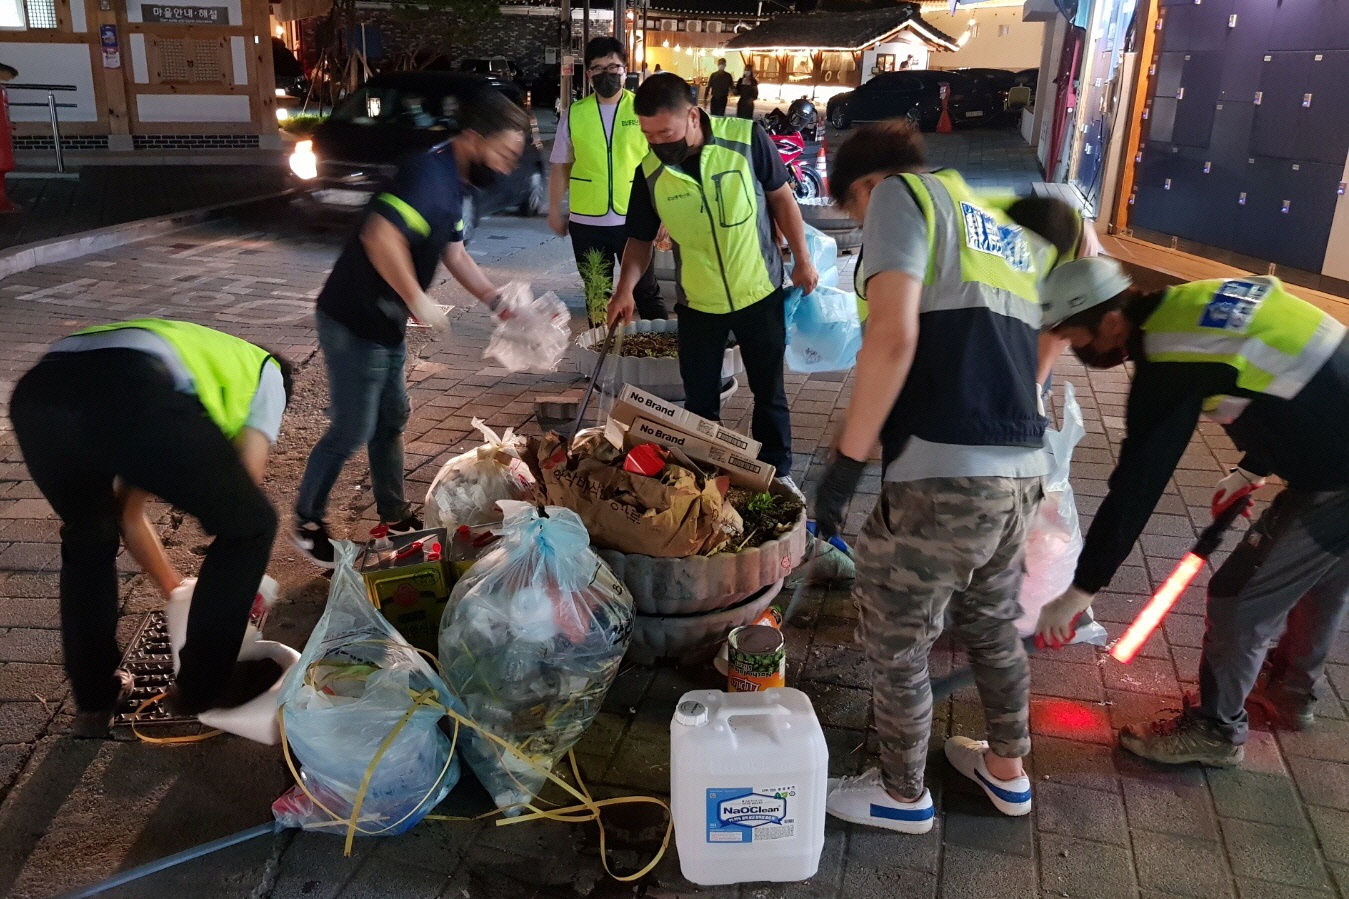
[614, 383, 762, 457]
[360, 527, 454, 655]
[623, 414, 775, 491]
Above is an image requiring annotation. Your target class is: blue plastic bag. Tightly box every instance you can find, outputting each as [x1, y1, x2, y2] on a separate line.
[274, 541, 461, 838]
[785, 224, 840, 289]
[784, 284, 863, 373]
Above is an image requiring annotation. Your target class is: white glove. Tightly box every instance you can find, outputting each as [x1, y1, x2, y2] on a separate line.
[1034, 586, 1094, 650]
[1211, 467, 1265, 520]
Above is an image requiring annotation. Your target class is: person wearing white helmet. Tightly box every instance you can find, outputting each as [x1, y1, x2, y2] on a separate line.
[1034, 256, 1349, 766]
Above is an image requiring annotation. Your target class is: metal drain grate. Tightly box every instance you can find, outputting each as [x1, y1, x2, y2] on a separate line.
[112, 611, 200, 728]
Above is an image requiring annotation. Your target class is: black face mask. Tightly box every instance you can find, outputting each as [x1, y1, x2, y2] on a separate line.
[1072, 342, 1128, 369]
[592, 72, 622, 98]
[652, 138, 690, 166]
[467, 162, 497, 189]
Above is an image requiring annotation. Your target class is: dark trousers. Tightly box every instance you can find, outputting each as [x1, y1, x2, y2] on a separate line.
[1199, 486, 1349, 743]
[709, 94, 729, 117]
[9, 350, 277, 712]
[677, 290, 792, 476]
[568, 220, 666, 320]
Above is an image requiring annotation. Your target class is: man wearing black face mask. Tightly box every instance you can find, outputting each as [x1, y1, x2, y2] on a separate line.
[1034, 256, 1349, 768]
[548, 37, 665, 320]
[607, 73, 818, 487]
[293, 87, 528, 568]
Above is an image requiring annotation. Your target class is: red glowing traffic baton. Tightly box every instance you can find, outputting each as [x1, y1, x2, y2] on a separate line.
[1110, 494, 1252, 664]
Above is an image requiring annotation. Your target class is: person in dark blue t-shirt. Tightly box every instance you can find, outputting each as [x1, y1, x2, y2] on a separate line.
[293, 88, 530, 568]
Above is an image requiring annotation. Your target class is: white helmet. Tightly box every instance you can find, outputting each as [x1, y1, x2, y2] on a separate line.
[1040, 257, 1133, 330]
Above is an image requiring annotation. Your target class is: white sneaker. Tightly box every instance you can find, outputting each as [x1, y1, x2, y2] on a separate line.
[943, 736, 1032, 816]
[825, 768, 934, 834]
[777, 475, 805, 501]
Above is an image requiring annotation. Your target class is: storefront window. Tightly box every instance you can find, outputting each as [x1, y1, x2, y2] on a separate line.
[876, 53, 895, 73]
[1067, 0, 1137, 215]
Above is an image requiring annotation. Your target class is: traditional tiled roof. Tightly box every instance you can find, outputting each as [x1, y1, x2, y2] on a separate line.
[724, 3, 959, 51]
[644, 0, 784, 15]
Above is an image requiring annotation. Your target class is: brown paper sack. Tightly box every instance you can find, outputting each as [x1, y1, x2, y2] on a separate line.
[525, 432, 736, 558]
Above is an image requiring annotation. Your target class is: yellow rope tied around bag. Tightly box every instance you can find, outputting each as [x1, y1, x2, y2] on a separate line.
[277, 639, 671, 880]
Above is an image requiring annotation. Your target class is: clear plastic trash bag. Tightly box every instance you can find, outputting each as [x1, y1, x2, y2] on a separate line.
[483, 281, 570, 373]
[1016, 382, 1108, 646]
[438, 501, 633, 815]
[785, 224, 840, 289]
[273, 541, 462, 836]
[424, 418, 537, 533]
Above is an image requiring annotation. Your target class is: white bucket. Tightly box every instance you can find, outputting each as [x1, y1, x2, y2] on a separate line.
[163, 575, 296, 745]
[670, 688, 828, 886]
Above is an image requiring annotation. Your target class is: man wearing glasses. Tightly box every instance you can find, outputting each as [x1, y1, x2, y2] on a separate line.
[548, 37, 666, 320]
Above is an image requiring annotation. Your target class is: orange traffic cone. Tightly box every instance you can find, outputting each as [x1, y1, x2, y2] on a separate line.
[936, 82, 954, 134]
[814, 137, 829, 196]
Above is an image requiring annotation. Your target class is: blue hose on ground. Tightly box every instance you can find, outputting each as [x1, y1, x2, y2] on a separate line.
[55, 822, 280, 899]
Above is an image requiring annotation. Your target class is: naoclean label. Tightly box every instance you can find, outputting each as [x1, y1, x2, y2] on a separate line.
[705, 787, 798, 843]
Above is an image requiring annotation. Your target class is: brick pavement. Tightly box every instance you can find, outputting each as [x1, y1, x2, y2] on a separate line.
[0, 142, 1345, 898]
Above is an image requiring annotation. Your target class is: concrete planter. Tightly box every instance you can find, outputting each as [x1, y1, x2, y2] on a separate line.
[573, 319, 743, 403]
[627, 579, 784, 665]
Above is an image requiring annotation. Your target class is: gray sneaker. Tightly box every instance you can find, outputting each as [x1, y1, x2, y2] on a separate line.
[1119, 707, 1244, 767]
[1250, 681, 1315, 731]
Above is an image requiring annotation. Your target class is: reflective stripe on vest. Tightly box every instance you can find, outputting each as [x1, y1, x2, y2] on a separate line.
[641, 115, 779, 313]
[569, 91, 646, 217]
[1143, 277, 1347, 403]
[74, 319, 274, 438]
[854, 170, 1049, 325]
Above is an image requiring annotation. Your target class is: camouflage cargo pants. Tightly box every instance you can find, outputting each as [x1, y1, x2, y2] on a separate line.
[854, 476, 1042, 799]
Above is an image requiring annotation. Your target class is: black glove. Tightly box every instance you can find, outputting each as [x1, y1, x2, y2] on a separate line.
[813, 453, 866, 540]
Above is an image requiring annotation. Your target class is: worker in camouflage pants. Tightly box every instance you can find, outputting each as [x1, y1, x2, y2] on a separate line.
[854, 478, 1039, 803]
[812, 122, 1078, 833]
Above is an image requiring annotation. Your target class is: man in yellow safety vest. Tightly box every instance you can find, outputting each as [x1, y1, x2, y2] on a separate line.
[1034, 258, 1349, 767]
[548, 37, 665, 320]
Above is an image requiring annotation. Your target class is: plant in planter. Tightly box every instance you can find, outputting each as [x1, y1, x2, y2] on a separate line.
[578, 247, 612, 329]
[573, 320, 743, 402]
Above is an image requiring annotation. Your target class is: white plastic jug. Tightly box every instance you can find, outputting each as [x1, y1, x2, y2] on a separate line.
[163, 575, 298, 745]
[670, 688, 828, 886]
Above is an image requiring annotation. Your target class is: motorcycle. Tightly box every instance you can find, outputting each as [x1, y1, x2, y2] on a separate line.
[761, 99, 824, 202]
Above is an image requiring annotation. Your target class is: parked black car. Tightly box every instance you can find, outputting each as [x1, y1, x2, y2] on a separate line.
[825, 70, 1003, 131]
[288, 72, 546, 237]
[273, 38, 307, 100]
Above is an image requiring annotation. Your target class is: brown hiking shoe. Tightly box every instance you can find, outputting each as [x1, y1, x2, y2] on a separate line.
[1119, 706, 1244, 767]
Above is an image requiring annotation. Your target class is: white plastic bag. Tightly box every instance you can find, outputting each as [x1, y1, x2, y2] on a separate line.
[438, 501, 633, 815]
[1016, 382, 1107, 645]
[273, 541, 461, 837]
[784, 284, 863, 373]
[483, 281, 570, 373]
[424, 418, 537, 532]
[163, 575, 299, 745]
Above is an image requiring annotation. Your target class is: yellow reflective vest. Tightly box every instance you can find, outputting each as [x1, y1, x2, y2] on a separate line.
[1142, 277, 1347, 420]
[568, 91, 646, 217]
[75, 319, 275, 438]
[640, 115, 781, 314]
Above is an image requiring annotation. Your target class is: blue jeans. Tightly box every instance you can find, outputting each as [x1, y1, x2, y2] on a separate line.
[295, 310, 411, 524]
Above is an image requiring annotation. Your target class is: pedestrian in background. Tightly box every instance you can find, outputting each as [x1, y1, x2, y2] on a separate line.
[607, 72, 817, 487]
[705, 58, 733, 116]
[10, 319, 293, 736]
[814, 120, 1068, 833]
[548, 37, 665, 321]
[735, 65, 758, 119]
[1034, 258, 1349, 767]
[292, 88, 528, 568]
